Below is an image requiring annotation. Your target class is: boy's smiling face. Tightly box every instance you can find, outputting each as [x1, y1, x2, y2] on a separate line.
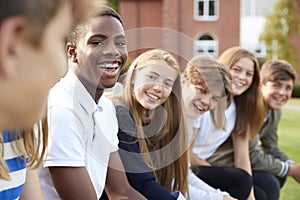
[181, 80, 212, 119]
[74, 16, 127, 94]
[261, 79, 294, 110]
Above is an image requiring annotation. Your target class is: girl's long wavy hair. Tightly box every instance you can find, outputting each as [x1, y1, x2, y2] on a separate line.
[0, 118, 48, 180]
[219, 46, 265, 138]
[117, 49, 189, 195]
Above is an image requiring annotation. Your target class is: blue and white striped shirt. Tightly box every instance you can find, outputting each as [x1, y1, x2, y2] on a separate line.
[0, 130, 27, 200]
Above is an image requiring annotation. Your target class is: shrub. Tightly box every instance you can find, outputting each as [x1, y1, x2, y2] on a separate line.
[292, 83, 300, 98]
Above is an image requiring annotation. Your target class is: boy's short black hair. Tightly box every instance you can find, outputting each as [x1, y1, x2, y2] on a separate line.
[68, 6, 123, 46]
[100, 6, 123, 25]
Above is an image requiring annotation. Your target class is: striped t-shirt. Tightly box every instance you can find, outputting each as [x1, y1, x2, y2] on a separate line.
[0, 130, 27, 200]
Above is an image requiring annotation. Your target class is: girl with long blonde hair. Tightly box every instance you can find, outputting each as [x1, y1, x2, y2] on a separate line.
[113, 49, 189, 199]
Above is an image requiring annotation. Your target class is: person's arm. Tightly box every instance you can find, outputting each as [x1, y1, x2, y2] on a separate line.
[190, 150, 211, 166]
[232, 134, 255, 200]
[49, 167, 97, 200]
[260, 130, 291, 161]
[259, 111, 300, 183]
[44, 103, 100, 200]
[249, 110, 295, 179]
[260, 110, 291, 161]
[115, 105, 178, 200]
[250, 135, 295, 179]
[105, 151, 146, 200]
[118, 131, 177, 200]
[288, 163, 300, 183]
[19, 168, 44, 200]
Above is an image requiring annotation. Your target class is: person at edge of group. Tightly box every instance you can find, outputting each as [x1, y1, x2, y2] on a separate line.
[208, 59, 300, 200]
[190, 46, 266, 200]
[110, 49, 188, 200]
[38, 6, 146, 200]
[181, 55, 237, 200]
[250, 59, 300, 198]
[0, 0, 101, 199]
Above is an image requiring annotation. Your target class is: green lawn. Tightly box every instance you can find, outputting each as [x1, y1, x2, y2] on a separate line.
[278, 98, 300, 200]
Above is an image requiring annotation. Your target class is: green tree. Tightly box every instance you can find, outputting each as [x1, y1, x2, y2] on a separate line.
[260, 0, 300, 70]
[108, 0, 119, 12]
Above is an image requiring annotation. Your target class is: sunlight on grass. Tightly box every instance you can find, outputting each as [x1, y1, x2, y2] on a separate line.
[278, 98, 300, 200]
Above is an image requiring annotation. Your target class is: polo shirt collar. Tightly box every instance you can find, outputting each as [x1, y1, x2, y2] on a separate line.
[64, 69, 100, 116]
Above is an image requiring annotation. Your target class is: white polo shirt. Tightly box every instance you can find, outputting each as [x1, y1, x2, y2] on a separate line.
[192, 101, 236, 160]
[39, 69, 119, 199]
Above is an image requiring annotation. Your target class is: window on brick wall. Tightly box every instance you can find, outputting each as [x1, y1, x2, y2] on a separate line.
[194, 0, 219, 21]
[194, 34, 218, 57]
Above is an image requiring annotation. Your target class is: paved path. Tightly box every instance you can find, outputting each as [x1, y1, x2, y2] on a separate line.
[284, 104, 300, 111]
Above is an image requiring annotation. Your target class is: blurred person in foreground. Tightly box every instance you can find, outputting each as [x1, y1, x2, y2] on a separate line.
[0, 0, 101, 199]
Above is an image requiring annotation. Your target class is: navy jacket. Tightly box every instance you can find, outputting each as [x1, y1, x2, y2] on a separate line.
[116, 104, 176, 200]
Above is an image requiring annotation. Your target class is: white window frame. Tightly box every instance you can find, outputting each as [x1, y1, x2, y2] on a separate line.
[194, 0, 219, 21]
[194, 34, 218, 57]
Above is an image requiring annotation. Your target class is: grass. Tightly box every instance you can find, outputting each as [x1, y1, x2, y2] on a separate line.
[278, 98, 300, 200]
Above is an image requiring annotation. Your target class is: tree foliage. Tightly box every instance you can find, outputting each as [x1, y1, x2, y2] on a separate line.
[260, 0, 300, 70]
[108, 0, 119, 12]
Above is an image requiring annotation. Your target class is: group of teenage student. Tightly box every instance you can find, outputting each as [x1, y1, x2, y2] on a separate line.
[1, 2, 300, 200]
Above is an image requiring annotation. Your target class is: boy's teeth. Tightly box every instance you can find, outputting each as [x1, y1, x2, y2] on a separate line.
[194, 103, 203, 111]
[98, 63, 119, 68]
